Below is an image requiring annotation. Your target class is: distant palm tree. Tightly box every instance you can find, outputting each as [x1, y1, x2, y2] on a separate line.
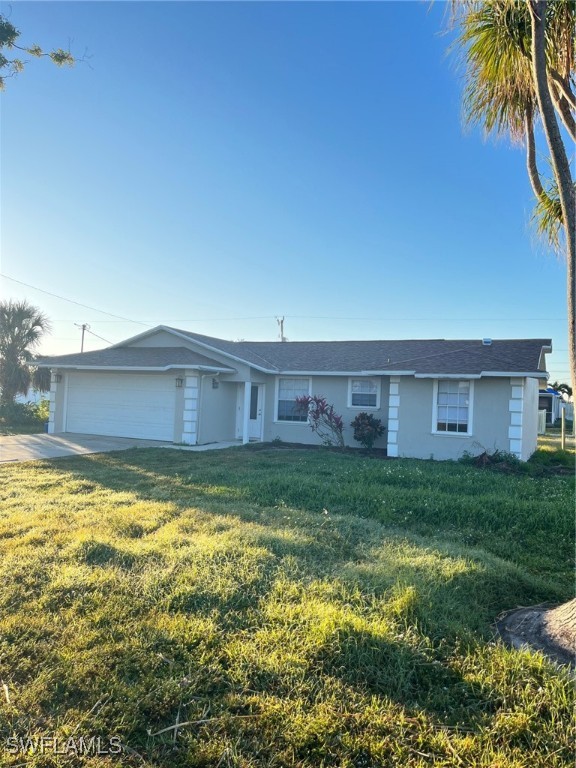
[0, 300, 51, 404]
[550, 380, 573, 399]
[452, 0, 575, 394]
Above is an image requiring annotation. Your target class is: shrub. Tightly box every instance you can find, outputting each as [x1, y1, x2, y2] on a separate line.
[0, 399, 49, 426]
[351, 412, 385, 449]
[295, 395, 345, 447]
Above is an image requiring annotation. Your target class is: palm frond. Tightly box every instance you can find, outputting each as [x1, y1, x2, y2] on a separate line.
[531, 177, 574, 252]
[456, 1, 534, 141]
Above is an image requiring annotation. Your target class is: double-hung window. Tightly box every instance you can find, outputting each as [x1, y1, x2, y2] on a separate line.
[349, 378, 380, 408]
[276, 377, 310, 422]
[434, 380, 472, 434]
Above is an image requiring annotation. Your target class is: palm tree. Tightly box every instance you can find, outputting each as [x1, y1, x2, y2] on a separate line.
[451, 0, 575, 662]
[0, 299, 51, 404]
[452, 0, 575, 395]
[550, 380, 573, 399]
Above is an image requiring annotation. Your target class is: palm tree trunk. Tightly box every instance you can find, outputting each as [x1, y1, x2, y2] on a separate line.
[524, 108, 545, 199]
[549, 84, 576, 142]
[529, 0, 576, 396]
[549, 69, 576, 111]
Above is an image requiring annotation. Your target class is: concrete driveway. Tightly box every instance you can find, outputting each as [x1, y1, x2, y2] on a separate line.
[0, 433, 171, 463]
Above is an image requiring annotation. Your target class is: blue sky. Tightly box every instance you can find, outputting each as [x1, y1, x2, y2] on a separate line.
[0, 1, 570, 381]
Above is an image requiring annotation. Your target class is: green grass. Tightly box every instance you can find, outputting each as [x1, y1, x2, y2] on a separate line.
[0, 445, 573, 767]
[536, 429, 575, 457]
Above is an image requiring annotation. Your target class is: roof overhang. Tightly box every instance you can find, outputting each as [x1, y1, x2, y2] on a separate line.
[414, 371, 548, 379]
[37, 364, 234, 373]
[274, 370, 418, 376]
[273, 370, 548, 379]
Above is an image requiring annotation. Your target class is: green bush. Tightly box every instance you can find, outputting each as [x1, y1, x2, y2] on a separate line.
[35, 398, 50, 422]
[0, 399, 49, 425]
[351, 412, 385, 449]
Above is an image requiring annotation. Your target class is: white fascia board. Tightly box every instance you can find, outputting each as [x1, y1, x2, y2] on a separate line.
[413, 371, 548, 380]
[479, 371, 548, 379]
[415, 373, 482, 379]
[276, 370, 416, 377]
[38, 364, 234, 373]
[360, 370, 416, 376]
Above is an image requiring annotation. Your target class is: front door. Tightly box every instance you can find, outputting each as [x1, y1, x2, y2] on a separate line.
[248, 384, 263, 440]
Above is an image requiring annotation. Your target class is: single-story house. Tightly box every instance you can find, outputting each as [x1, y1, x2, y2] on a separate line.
[37, 327, 552, 461]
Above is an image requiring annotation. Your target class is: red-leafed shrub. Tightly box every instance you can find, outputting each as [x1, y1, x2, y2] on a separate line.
[295, 395, 345, 448]
[351, 412, 385, 449]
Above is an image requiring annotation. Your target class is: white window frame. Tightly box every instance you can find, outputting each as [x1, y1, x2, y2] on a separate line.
[432, 379, 474, 437]
[347, 377, 381, 409]
[274, 376, 312, 424]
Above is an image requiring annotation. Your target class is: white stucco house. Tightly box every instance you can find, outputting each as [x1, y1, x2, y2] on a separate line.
[37, 327, 552, 461]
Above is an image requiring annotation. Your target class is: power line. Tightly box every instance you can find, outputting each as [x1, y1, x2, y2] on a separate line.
[71, 315, 567, 323]
[85, 327, 112, 345]
[0, 274, 152, 327]
[3, 274, 567, 336]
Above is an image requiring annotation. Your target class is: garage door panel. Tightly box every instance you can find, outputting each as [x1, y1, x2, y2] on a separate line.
[65, 373, 176, 441]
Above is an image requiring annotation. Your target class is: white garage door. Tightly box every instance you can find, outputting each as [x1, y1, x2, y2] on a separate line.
[65, 372, 176, 441]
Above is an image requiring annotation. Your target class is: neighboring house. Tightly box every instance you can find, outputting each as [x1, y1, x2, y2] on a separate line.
[538, 386, 565, 426]
[36, 327, 552, 461]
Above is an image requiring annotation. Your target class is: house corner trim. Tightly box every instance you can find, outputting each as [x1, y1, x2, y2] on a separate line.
[181, 372, 199, 444]
[508, 377, 524, 459]
[387, 376, 400, 458]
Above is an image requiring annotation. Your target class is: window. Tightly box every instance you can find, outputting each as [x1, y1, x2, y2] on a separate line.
[434, 380, 472, 434]
[276, 377, 310, 422]
[250, 385, 259, 420]
[349, 378, 380, 408]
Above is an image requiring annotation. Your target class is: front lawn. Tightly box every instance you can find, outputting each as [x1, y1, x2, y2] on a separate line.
[0, 447, 573, 767]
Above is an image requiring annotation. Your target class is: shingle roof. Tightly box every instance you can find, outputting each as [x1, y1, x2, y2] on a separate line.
[38, 330, 551, 378]
[36, 346, 235, 372]
[168, 329, 551, 376]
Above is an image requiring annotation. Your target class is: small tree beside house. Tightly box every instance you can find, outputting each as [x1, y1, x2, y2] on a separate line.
[295, 395, 345, 448]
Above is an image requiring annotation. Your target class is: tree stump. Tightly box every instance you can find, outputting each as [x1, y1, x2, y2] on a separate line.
[496, 598, 575, 668]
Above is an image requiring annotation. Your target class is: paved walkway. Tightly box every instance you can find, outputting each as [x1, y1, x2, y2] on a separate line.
[0, 434, 242, 464]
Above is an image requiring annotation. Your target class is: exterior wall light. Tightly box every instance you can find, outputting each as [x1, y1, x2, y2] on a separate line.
[175, 377, 184, 388]
[212, 378, 219, 389]
[53, 374, 62, 383]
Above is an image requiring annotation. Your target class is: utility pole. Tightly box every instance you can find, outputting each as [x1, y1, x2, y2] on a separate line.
[74, 323, 90, 353]
[276, 316, 287, 342]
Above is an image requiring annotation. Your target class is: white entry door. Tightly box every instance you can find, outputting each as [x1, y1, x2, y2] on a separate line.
[248, 384, 263, 440]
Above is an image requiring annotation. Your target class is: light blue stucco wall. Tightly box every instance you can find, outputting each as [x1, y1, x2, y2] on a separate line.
[260, 375, 390, 447]
[396, 377, 514, 460]
[196, 379, 238, 444]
